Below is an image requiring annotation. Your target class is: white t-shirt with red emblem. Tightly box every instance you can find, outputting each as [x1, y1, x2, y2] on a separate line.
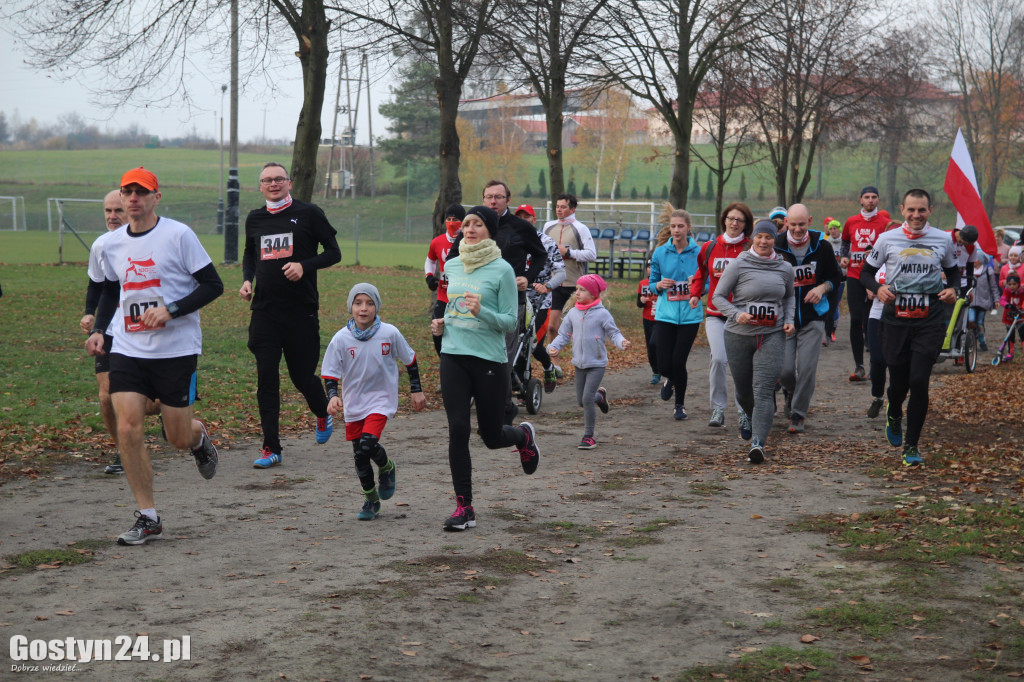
[321, 323, 417, 422]
[100, 217, 213, 358]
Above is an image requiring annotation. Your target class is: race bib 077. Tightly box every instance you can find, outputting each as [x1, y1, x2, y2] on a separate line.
[746, 301, 778, 327]
[123, 295, 166, 332]
[260, 232, 294, 260]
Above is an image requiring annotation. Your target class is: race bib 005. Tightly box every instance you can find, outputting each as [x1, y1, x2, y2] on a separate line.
[746, 301, 778, 327]
[260, 232, 294, 260]
[895, 292, 928, 319]
[123, 295, 166, 332]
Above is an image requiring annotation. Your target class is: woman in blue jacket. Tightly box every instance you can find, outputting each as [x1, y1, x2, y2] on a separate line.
[650, 208, 704, 419]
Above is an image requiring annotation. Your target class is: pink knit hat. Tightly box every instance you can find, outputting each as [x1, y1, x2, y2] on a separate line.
[577, 273, 607, 298]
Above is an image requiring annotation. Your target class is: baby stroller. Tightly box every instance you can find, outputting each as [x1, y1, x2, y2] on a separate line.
[510, 298, 543, 414]
[937, 287, 978, 373]
[991, 309, 1023, 366]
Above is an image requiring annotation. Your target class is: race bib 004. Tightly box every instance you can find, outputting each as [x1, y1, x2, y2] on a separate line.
[746, 301, 778, 327]
[260, 232, 294, 260]
[123, 295, 166, 332]
[895, 292, 929, 319]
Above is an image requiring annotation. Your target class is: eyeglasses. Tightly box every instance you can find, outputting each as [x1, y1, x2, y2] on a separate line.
[120, 187, 153, 197]
[260, 176, 290, 185]
[483, 194, 507, 201]
[725, 216, 746, 223]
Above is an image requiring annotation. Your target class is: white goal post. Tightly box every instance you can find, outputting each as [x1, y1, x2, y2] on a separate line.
[48, 197, 103, 264]
[0, 196, 27, 231]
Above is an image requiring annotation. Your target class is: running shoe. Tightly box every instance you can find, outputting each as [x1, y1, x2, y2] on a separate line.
[748, 443, 765, 464]
[867, 397, 884, 419]
[783, 390, 793, 419]
[553, 364, 564, 379]
[660, 379, 674, 401]
[253, 447, 281, 469]
[831, 332, 837, 342]
[578, 436, 596, 450]
[595, 387, 609, 414]
[901, 445, 924, 467]
[849, 365, 867, 382]
[789, 416, 805, 434]
[378, 460, 397, 500]
[1003, 353, 1014, 363]
[104, 453, 124, 475]
[192, 421, 219, 480]
[517, 422, 540, 475]
[738, 412, 752, 441]
[979, 340, 988, 351]
[708, 408, 725, 428]
[543, 369, 557, 393]
[674, 404, 687, 420]
[649, 373, 661, 385]
[357, 498, 381, 521]
[315, 415, 334, 444]
[885, 403, 903, 447]
[117, 511, 163, 546]
[444, 496, 476, 531]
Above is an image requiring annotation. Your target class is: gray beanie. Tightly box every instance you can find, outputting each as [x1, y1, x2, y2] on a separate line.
[347, 282, 382, 314]
[752, 219, 778, 238]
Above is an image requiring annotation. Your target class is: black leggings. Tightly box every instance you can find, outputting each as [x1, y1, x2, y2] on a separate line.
[643, 318, 658, 373]
[846, 276, 869, 367]
[655, 321, 700, 405]
[867, 318, 887, 399]
[440, 353, 526, 504]
[431, 300, 447, 354]
[886, 352, 934, 448]
[531, 308, 553, 368]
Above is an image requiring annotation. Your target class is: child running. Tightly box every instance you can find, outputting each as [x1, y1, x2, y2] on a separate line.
[999, 273, 1024, 363]
[321, 283, 427, 520]
[637, 266, 660, 384]
[547, 274, 631, 449]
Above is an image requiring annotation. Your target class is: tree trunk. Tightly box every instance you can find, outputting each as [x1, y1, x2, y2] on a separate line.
[289, 0, 330, 203]
[433, 75, 463, 236]
[545, 97, 565, 203]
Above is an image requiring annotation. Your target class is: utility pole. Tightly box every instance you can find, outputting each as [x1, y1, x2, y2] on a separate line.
[365, 53, 375, 198]
[223, 0, 239, 264]
[324, 51, 345, 200]
[345, 53, 357, 199]
[217, 84, 226, 235]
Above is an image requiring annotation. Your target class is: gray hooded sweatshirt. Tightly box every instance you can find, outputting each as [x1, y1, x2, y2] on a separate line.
[712, 250, 796, 336]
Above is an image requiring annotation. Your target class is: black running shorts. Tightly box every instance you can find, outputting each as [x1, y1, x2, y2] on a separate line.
[108, 353, 198, 408]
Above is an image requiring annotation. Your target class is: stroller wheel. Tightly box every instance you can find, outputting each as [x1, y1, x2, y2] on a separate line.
[525, 378, 543, 415]
[992, 355, 1001, 366]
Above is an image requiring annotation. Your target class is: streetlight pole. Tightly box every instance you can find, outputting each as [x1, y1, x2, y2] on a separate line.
[223, 0, 239, 265]
[217, 84, 226, 235]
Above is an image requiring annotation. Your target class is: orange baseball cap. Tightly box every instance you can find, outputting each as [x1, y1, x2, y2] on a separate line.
[515, 204, 535, 217]
[120, 167, 159, 191]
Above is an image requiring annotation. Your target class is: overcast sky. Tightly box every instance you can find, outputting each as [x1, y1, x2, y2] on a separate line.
[0, 27, 393, 146]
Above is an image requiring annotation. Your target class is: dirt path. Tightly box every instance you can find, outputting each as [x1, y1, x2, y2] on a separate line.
[2, 334, 1020, 680]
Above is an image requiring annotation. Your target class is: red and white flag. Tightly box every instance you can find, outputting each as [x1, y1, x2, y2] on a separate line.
[943, 128, 997, 254]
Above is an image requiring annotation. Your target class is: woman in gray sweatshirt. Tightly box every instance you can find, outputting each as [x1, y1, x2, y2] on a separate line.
[712, 220, 796, 463]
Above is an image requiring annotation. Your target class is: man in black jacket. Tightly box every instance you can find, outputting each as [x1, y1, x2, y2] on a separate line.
[774, 203, 843, 434]
[240, 162, 342, 468]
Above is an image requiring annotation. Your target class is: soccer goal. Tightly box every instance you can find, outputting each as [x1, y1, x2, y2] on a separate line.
[0, 196, 27, 230]
[48, 198, 104, 264]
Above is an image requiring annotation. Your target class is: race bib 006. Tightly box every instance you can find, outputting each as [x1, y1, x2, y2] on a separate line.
[746, 301, 778, 327]
[260, 232, 294, 260]
[793, 261, 817, 288]
[123, 295, 166, 332]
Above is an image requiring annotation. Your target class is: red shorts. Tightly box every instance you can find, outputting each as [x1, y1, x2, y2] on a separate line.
[345, 414, 388, 441]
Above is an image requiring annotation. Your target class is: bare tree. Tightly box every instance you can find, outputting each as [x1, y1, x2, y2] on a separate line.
[492, 0, 611, 203]
[741, 0, 889, 207]
[937, 0, 1024, 218]
[334, 0, 496, 235]
[3, 0, 332, 202]
[589, 0, 768, 209]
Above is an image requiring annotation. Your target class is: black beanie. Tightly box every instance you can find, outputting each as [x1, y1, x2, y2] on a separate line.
[464, 205, 499, 238]
[446, 203, 467, 221]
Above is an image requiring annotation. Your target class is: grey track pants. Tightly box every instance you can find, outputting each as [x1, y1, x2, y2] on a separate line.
[779, 320, 825, 420]
[724, 330, 786, 446]
[575, 366, 606, 437]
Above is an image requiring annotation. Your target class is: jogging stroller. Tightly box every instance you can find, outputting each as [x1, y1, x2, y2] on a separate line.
[937, 286, 978, 373]
[510, 298, 543, 414]
[991, 309, 1023, 366]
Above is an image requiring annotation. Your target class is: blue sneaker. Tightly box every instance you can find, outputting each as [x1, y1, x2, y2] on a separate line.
[357, 498, 381, 521]
[885, 403, 903, 447]
[253, 447, 281, 469]
[748, 442, 765, 464]
[379, 461, 396, 500]
[673, 404, 687, 420]
[738, 412, 752, 441]
[315, 415, 333, 444]
[660, 379, 674, 401]
[901, 445, 923, 467]
[649, 373, 661, 385]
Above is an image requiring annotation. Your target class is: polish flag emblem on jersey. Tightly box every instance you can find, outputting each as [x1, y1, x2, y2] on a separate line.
[123, 254, 161, 291]
[381, 342, 391, 356]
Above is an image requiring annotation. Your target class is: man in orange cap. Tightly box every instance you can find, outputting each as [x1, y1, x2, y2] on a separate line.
[86, 167, 225, 545]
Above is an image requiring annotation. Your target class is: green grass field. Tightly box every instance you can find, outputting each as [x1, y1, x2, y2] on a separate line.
[0, 261, 648, 464]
